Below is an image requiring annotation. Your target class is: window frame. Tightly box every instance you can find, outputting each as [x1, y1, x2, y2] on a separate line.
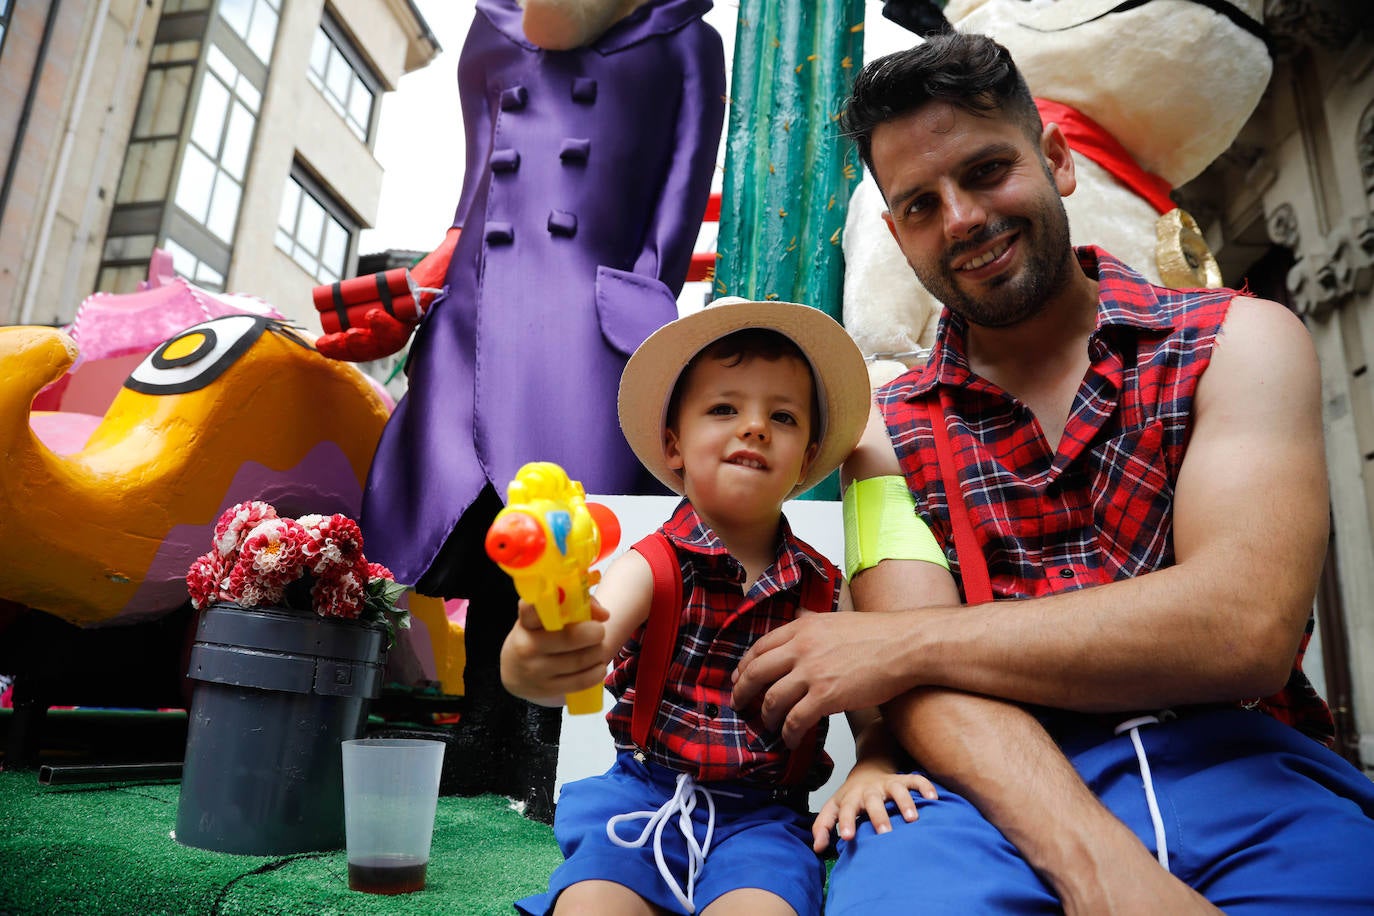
[0, 0, 13, 60]
[307, 10, 383, 144]
[275, 163, 360, 286]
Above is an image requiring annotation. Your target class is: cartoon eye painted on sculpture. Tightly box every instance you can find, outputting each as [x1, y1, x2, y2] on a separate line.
[125, 315, 273, 395]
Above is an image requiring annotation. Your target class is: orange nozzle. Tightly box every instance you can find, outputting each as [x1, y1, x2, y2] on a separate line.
[587, 502, 621, 564]
[485, 511, 546, 568]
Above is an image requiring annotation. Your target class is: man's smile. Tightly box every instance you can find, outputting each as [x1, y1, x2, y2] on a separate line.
[955, 236, 1013, 272]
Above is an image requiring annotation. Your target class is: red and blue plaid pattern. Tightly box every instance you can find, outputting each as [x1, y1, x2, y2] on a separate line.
[605, 499, 840, 786]
[878, 246, 1334, 746]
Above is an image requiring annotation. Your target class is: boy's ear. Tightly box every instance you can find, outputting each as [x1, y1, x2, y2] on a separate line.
[797, 439, 820, 485]
[664, 427, 684, 472]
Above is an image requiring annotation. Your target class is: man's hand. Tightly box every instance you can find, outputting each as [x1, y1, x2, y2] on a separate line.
[315, 307, 414, 362]
[732, 610, 933, 748]
[499, 595, 612, 706]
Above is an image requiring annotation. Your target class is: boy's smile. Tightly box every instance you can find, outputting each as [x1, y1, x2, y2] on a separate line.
[664, 353, 819, 528]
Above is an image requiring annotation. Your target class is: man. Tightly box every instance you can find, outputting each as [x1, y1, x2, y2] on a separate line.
[732, 31, 1374, 913]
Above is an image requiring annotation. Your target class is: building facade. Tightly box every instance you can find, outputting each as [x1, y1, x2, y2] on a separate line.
[1180, 0, 1374, 773]
[0, 0, 437, 329]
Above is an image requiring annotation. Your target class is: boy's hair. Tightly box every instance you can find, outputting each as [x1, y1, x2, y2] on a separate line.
[840, 31, 1042, 187]
[666, 328, 821, 445]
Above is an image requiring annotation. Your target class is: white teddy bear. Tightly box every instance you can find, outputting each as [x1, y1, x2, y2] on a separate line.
[843, 0, 1272, 386]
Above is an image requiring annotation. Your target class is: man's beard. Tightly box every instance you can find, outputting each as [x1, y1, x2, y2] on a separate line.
[916, 196, 1074, 329]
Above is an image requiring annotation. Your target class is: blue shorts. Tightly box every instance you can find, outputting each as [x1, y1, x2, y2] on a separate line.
[515, 752, 823, 915]
[826, 707, 1374, 914]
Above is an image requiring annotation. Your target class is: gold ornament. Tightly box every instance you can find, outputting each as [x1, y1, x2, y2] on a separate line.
[1155, 207, 1222, 288]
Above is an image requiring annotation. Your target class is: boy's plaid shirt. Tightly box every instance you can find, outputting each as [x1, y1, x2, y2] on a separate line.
[605, 499, 840, 786]
[876, 246, 1333, 746]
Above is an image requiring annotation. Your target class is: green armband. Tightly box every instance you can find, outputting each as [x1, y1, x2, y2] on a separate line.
[842, 475, 949, 580]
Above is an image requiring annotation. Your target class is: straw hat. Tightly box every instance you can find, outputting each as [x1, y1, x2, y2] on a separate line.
[618, 298, 870, 498]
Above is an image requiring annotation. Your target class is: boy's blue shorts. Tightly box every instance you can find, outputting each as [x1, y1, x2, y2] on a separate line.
[515, 751, 823, 915]
[826, 706, 1374, 914]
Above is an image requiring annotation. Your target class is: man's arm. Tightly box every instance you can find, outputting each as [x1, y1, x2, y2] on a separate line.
[735, 298, 1327, 742]
[832, 407, 1220, 912]
[854, 562, 1220, 914]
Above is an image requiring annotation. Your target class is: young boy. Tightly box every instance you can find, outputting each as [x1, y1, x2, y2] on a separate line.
[502, 299, 937, 915]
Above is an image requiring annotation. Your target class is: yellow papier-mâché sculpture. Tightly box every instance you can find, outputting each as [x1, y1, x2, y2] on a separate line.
[0, 315, 463, 692]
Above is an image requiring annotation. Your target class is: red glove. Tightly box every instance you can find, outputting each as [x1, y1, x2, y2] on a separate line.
[316, 307, 415, 362]
[409, 227, 460, 311]
[312, 228, 462, 363]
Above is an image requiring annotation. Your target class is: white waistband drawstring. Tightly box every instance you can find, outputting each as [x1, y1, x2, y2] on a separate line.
[607, 771, 733, 912]
[1114, 714, 1170, 872]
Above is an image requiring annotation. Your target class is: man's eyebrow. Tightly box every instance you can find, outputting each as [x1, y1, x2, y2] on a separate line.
[885, 140, 1023, 213]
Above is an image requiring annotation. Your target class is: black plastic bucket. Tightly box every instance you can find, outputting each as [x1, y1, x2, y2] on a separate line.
[175, 603, 387, 855]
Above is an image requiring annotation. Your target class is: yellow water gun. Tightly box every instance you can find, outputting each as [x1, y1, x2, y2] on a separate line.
[484, 462, 621, 714]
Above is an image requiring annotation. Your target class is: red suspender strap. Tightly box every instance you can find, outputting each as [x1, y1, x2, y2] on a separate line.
[630, 533, 682, 750]
[779, 559, 840, 786]
[927, 394, 994, 605]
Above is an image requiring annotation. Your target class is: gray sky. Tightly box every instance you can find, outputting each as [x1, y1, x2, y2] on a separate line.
[360, 0, 916, 255]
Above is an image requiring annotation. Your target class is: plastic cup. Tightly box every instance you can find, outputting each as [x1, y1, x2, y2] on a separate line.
[341, 738, 446, 894]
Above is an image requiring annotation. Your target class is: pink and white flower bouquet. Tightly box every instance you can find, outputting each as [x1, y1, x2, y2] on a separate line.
[186, 500, 409, 641]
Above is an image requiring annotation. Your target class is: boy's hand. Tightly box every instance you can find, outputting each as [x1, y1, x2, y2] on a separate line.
[499, 596, 612, 706]
[811, 758, 937, 853]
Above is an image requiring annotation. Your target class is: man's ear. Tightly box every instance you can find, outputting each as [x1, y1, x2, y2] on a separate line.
[882, 209, 899, 243]
[1041, 122, 1077, 198]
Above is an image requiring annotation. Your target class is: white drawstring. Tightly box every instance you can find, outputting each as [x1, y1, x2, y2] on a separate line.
[1114, 714, 1169, 872]
[607, 772, 729, 912]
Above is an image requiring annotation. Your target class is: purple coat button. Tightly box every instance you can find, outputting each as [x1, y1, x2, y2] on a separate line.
[490, 148, 520, 172]
[559, 138, 591, 163]
[571, 78, 598, 103]
[485, 222, 514, 244]
[500, 86, 527, 110]
[547, 210, 578, 237]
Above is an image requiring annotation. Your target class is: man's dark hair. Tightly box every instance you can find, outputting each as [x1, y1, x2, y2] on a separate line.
[840, 31, 1042, 186]
[667, 328, 821, 445]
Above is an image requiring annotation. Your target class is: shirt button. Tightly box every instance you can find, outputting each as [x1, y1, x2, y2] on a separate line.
[703, 703, 720, 718]
[1058, 568, 1075, 579]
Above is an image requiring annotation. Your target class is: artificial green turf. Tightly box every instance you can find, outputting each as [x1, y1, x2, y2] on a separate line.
[0, 769, 562, 915]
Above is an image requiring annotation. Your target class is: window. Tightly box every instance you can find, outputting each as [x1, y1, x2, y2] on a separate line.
[218, 0, 279, 65]
[115, 41, 199, 205]
[164, 237, 225, 288]
[276, 168, 356, 285]
[173, 44, 259, 243]
[0, 0, 12, 58]
[307, 15, 379, 142]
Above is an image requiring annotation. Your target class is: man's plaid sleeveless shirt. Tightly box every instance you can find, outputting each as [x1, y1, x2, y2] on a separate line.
[876, 246, 1333, 746]
[604, 499, 841, 786]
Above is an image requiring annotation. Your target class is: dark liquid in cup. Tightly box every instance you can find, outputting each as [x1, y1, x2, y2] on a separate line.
[348, 855, 428, 894]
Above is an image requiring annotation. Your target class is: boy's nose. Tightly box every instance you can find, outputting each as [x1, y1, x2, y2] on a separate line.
[739, 414, 768, 441]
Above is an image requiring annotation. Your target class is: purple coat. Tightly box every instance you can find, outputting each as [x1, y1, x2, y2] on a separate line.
[362, 0, 725, 588]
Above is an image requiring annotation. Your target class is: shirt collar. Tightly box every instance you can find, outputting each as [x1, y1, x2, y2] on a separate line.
[902, 246, 1175, 399]
[477, 0, 713, 54]
[660, 498, 828, 584]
